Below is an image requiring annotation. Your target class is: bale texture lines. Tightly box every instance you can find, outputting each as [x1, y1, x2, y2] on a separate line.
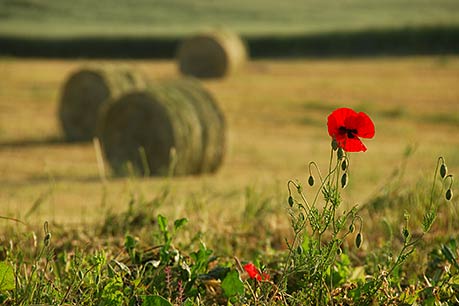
[177, 30, 247, 78]
[58, 66, 146, 141]
[99, 78, 226, 176]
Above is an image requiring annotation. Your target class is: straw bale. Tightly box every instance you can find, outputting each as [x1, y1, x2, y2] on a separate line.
[58, 66, 146, 141]
[177, 30, 247, 78]
[160, 78, 226, 173]
[98, 78, 226, 176]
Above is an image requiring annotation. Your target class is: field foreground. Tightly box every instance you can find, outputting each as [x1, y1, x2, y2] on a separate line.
[0, 56, 458, 304]
[0, 56, 458, 225]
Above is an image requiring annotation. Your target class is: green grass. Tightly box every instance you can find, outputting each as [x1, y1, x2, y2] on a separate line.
[1, 0, 459, 37]
[0, 153, 457, 304]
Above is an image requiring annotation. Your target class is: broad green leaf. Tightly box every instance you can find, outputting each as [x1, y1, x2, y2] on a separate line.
[0, 261, 14, 291]
[142, 295, 172, 306]
[174, 218, 188, 231]
[221, 270, 244, 298]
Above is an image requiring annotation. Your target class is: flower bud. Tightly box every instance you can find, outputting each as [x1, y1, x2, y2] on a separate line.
[332, 139, 339, 151]
[336, 246, 342, 255]
[440, 164, 448, 179]
[341, 173, 348, 189]
[308, 175, 314, 186]
[341, 160, 347, 171]
[44, 233, 52, 247]
[355, 233, 362, 248]
[337, 148, 344, 160]
[288, 196, 294, 207]
[446, 189, 453, 201]
[349, 223, 355, 233]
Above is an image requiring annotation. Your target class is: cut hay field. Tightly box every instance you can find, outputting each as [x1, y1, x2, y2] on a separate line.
[0, 56, 458, 228]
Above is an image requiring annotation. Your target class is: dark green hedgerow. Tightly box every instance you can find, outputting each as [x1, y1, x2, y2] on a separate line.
[1, 25, 459, 58]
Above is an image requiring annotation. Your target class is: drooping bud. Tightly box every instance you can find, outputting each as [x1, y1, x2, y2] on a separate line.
[44, 233, 52, 247]
[308, 175, 315, 186]
[43, 221, 51, 247]
[341, 173, 348, 189]
[288, 195, 294, 207]
[332, 139, 339, 151]
[337, 148, 344, 160]
[349, 223, 355, 233]
[336, 246, 342, 255]
[446, 189, 453, 201]
[440, 163, 448, 179]
[355, 233, 362, 248]
[341, 159, 347, 171]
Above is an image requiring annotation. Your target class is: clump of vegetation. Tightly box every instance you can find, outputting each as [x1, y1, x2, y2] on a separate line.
[0, 107, 457, 305]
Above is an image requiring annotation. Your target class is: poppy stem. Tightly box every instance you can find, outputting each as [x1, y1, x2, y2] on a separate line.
[328, 146, 334, 185]
[287, 180, 311, 211]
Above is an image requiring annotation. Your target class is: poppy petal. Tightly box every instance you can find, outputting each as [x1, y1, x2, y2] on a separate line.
[327, 108, 357, 137]
[355, 112, 375, 138]
[327, 113, 340, 137]
[341, 137, 367, 152]
[244, 263, 261, 280]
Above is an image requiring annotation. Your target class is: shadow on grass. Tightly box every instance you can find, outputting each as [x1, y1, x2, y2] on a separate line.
[0, 135, 87, 149]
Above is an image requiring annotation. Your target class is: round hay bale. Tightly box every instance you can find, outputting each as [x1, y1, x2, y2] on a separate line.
[177, 30, 247, 78]
[98, 78, 226, 176]
[58, 66, 147, 141]
[159, 78, 226, 173]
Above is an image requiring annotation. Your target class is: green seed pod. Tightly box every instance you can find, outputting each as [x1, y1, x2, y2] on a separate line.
[308, 175, 314, 186]
[440, 163, 448, 179]
[349, 223, 355, 233]
[341, 172, 348, 189]
[446, 189, 453, 201]
[355, 233, 362, 248]
[288, 195, 294, 207]
[341, 159, 347, 171]
[337, 148, 344, 160]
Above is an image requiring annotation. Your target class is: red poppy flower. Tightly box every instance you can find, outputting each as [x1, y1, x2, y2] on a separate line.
[243, 263, 270, 281]
[327, 108, 375, 152]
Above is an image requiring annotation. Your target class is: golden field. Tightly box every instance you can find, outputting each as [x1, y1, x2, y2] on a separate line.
[0, 56, 458, 226]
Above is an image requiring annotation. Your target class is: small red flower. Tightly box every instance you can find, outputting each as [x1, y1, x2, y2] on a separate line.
[327, 107, 375, 152]
[243, 263, 270, 281]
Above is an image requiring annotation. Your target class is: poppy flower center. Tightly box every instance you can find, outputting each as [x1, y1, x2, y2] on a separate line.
[339, 126, 358, 138]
